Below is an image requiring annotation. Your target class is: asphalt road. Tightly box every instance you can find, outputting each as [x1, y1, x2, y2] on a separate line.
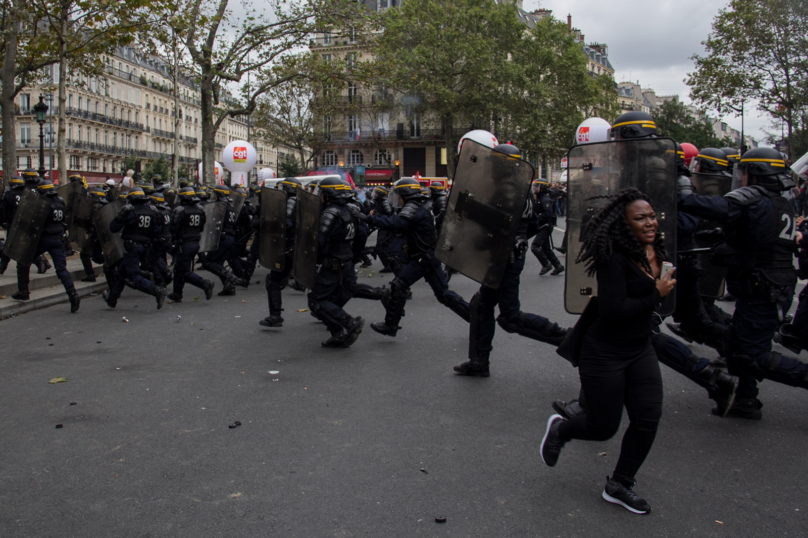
[1, 223, 806, 537]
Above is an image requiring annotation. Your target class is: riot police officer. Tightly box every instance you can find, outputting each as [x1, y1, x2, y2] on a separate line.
[168, 187, 214, 302]
[368, 186, 396, 273]
[531, 178, 564, 275]
[260, 178, 300, 328]
[430, 180, 448, 230]
[0, 175, 25, 275]
[307, 177, 364, 348]
[104, 186, 167, 309]
[78, 185, 113, 285]
[201, 184, 244, 296]
[11, 180, 81, 312]
[145, 192, 174, 288]
[679, 147, 808, 418]
[20, 169, 51, 274]
[367, 178, 469, 337]
[454, 144, 569, 377]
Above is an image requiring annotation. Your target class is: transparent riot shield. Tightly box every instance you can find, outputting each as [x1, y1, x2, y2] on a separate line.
[230, 186, 247, 217]
[435, 139, 536, 289]
[4, 189, 51, 265]
[688, 172, 730, 298]
[57, 181, 82, 245]
[387, 188, 401, 210]
[163, 189, 178, 207]
[260, 187, 287, 271]
[565, 138, 677, 315]
[199, 201, 226, 253]
[291, 189, 321, 290]
[93, 199, 125, 265]
[68, 192, 94, 250]
[690, 172, 732, 197]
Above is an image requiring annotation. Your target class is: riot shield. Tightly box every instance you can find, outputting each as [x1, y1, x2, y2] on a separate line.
[68, 192, 94, 250]
[199, 201, 226, 253]
[688, 172, 730, 298]
[57, 181, 83, 245]
[291, 189, 321, 289]
[690, 172, 731, 197]
[230, 186, 247, 217]
[164, 189, 178, 207]
[93, 200, 125, 265]
[435, 139, 536, 289]
[4, 190, 51, 266]
[565, 138, 678, 315]
[259, 187, 287, 271]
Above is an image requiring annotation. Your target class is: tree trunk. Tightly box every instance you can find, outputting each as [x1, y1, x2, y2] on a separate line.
[172, 36, 180, 186]
[443, 115, 456, 180]
[57, 27, 68, 183]
[200, 75, 215, 186]
[1, 17, 19, 195]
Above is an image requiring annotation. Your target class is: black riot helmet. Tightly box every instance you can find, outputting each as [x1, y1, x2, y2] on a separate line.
[493, 142, 522, 160]
[372, 186, 389, 200]
[249, 184, 261, 198]
[720, 147, 740, 167]
[88, 185, 108, 199]
[22, 168, 40, 184]
[737, 147, 793, 192]
[195, 186, 209, 201]
[318, 177, 350, 202]
[692, 148, 730, 175]
[8, 175, 24, 187]
[178, 177, 190, 188]
[281, 178, 301, 196]
[138, 181, 155, 195]
[212, 184, 231, 201]
[127, 186, 149, 203]
[150, 192, 167, 206]
[68, 173, 83, 183]
[429, 181, 445, 196]
[610, 111, 657, 140]
[36, 180, 58, 196]
[151, 174, 166, 187]
[178, 186, 199, 204]
[534, 178, 550, 197]
[392, 177, 426, 201]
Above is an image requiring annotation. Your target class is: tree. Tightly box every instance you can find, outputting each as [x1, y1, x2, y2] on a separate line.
[652, 99, 734, 149]
[687, 0, 808, 156]
[373, 0, 524, 178]
[142, 154, 170, 180]
[506, 17, 620, 163]
[31, 0, 160, 184]
[278, 153, 302, 177]
[172, 0, 361, 185]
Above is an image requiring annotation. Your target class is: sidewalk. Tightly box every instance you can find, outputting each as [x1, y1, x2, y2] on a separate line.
[0, 256, 106, 319]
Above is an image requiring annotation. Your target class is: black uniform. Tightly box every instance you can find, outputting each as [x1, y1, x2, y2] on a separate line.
[170, 202, 212, 299]
[530, 188, 563, 274]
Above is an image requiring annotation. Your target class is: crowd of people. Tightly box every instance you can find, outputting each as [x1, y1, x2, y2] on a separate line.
[1, 111, 807, 516]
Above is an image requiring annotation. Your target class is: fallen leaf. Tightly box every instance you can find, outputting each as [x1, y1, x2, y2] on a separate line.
[194, 297, 199, 301]
[48, 377, 68, 384]
[241, 300, 246, 303]
[297, 309, 309, 312]
[598, 452, 607, 457]
[0, 295, 6, 299]
[716, 521, 723, 525]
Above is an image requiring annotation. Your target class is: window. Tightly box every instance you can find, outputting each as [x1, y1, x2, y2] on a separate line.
[19, 123, 31, 144]
[113, 106, 117, 119]
[68, 124, 72, 141]
[323, 150, 337, 166]
[409, 114, 421, 137]
[376, 112, 389, 133]
[94, 101, 98, 114]
[346, 53, 357, 71]
[347, 114, 358, 135]
[322, 53, 332, 63]
[146, 116, 149, 128]
[135, 136, 139, 150]
[70, 155, 81, 169]
[374, 150, 391, 166]
[95, 129, 99, 144]
[78, 96, 83, 111]
[323, 115, 332, 139]
[104, 131, 108, 145]
[19, 94, 30, 112]
[347, 149, 363, 166]
[105, 104, 109, 117]
[347, 83, 358, 104]
[348, 26, 358, 43]
[323, 30, 332, 45]
[113, 133, 117, 147]
[68, 94, 73, 109]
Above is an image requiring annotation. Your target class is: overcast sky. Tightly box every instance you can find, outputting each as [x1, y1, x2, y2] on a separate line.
[524, 0, 775, 145]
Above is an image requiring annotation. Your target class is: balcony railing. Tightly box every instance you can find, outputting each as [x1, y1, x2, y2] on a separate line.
[65, 107, 145, 131]
[322, 127, 474, 143]
[151, 128, 174, 139]
[338, 95, 363, 105]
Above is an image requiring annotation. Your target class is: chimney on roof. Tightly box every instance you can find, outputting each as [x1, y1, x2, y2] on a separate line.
[567, 14, 571, 30]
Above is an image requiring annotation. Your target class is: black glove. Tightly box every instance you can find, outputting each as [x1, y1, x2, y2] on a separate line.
[117, 204, 134, 220]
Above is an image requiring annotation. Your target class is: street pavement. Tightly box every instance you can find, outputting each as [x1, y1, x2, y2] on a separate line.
[0, 222, 806, 537]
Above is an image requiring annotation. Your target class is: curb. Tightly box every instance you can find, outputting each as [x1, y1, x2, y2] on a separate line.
[0, 281, 108, 320]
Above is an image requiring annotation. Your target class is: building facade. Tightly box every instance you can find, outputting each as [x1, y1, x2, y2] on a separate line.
[5, 46, 301, 184]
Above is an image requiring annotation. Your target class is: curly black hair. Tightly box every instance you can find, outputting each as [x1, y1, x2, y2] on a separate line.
[576, 187, 668, 277]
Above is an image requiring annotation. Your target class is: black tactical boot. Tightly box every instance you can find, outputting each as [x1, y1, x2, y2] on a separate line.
[103, 290, 117, 308]
[775, 324, 808, 355]
[81, 274, 97, 283]
[695, 367, 738, 417]
[666, 321, 695, 343]
[11, 289, 30, 301]
[218, 275, 236, 296]
[715, 397, 762, 419]
[370, 321, 399, 337]
[154, 286, 167, 309]
[235, 277, 249, 288]
[551, 264, 565, 275]
[202, 280, 215, 300]
[453, 354, 490, 377]
[167, 292, 182, 303]
[259, 315, 284, 328]
[67, 287, 81, 313]
[36, 256, 51, 274]
[338, 316, 364, 347]
[322, 330, 347, 348]
[539, 264, 552, 276]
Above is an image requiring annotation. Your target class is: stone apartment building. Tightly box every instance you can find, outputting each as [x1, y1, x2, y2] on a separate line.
[310, 5, 614, 185]
[5, 46, 301, 184]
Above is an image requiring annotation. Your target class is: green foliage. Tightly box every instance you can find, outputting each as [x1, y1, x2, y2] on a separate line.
[143, 156, 171, 181]
[119, 153, 140, 175]
[687, 0, 808, 155]
[506, 17, 620, 159]
[278, 154, 303, 177]
[652, 100, 734, 149]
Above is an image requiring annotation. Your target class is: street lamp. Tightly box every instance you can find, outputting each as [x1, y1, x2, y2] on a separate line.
[33, 95, 49, 177]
